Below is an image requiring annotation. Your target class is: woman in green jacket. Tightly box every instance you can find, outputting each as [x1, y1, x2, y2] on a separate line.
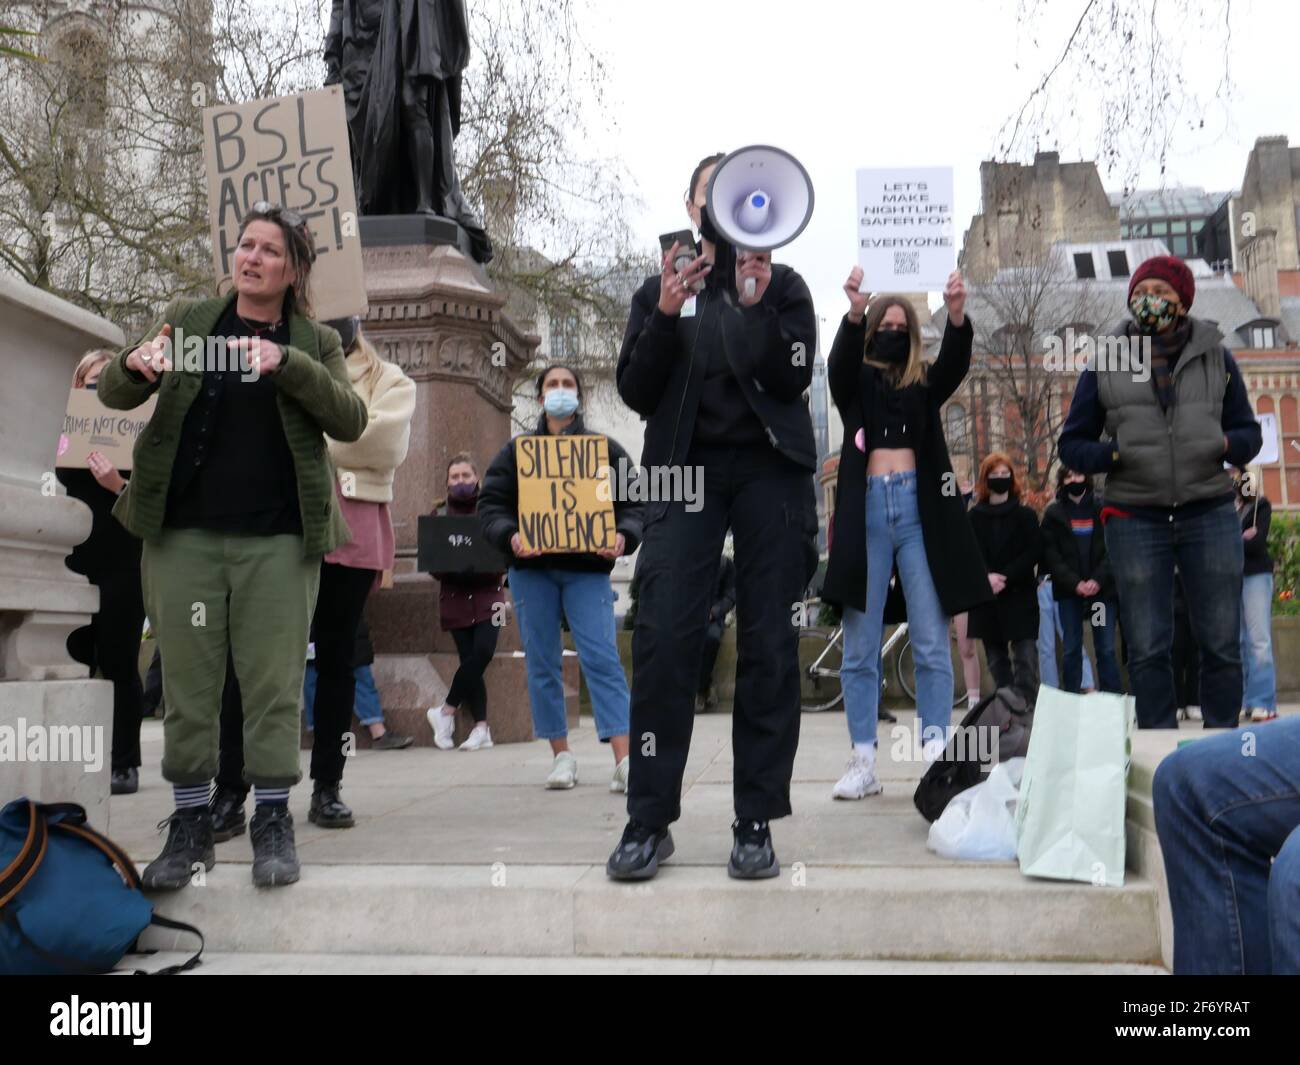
[98, 202, 367, 891]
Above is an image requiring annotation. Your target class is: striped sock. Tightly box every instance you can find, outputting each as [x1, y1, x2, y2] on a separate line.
[173, 783, 211, 810]
[255, 787, 290, 807]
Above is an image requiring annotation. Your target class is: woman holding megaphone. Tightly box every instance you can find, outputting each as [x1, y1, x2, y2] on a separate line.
[98, 202, 368, 891]
[609, 152, 819, 882]
[821, 268, 991, 800]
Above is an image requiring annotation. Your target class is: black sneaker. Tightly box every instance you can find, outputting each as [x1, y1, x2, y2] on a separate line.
[209, 786, 247, 842]
[606, 819, 674, 881]
[728, 818, 779, 880]
[308, 783, 355, 828]
[110, 767, 139, 795]
[249, 804, 300, 887]
[371, 730, 413, 750]
[141, 808, 214, 892]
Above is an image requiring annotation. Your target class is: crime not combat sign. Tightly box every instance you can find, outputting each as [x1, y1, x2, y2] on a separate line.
[202, 87, 366, 320]
[514, 435, 616, 554]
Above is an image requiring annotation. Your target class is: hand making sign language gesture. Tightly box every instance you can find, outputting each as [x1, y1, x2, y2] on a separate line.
[124, 323, 173, 382]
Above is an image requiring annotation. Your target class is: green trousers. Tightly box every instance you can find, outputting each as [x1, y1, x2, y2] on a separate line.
[142, 529, 320, 787]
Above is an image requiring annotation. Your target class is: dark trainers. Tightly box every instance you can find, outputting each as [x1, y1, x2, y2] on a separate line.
[606, 819, 674, 881]
[141, 808, 214, 892]
[308, 783, 355, 828]
[728, 818, 779, 880]
[209, 786, 247, 842]
[250, 804, 300, 887]
[371, 730, 413, 750]
[110, 767, 139, 795]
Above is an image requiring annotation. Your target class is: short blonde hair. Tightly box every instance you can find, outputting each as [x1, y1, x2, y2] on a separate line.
[73, 349, 114, 388]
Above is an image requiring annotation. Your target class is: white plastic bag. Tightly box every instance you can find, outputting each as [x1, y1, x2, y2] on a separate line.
[927, 758, 1025, 861]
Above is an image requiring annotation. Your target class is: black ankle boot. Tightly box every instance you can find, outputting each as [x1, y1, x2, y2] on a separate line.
[208, 786, 247, 842]
[308, 783, 355, 828]
[249, 804, 300, 887]
[141, 808, 214, 891]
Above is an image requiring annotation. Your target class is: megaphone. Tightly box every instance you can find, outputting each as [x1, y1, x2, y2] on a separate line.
[705, 145, 815, 298]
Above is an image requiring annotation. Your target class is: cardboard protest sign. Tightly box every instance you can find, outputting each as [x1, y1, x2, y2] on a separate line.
[56, 388, 158, 471]
[515, 435, 616, 554]
[855, 166, 956, 292]
[202, 87, 366, 320]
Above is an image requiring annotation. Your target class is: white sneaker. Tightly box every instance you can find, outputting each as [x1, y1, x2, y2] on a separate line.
[610, 756, 630, 793]
[831, 752, 882, 800]
[459, 723, 493, 750]
[546, 751, 578, 789]
[425, 706, 455, 750]
[1249, 707, 1278, 722]
[1185, 705, 1203, 721]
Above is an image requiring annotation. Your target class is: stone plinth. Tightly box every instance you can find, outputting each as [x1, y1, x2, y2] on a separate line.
[0, 274, 119, 829]
[357, 231, 560, 743]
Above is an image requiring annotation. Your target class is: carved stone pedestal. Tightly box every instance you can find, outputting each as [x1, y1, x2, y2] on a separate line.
[0, 276, 119, 829]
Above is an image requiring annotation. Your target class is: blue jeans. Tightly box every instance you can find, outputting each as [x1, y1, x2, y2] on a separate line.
[1241, 573, 1277, 713]
[1037, 580, 1096, 690]
[841, 472, 952, 747]
[302, 663, 384, 729]
[1153, 716, 1300, 974]
[1104, 501, 1243, 728]
[508, 567, 629, 741]
[1057, 595, 1121, 693]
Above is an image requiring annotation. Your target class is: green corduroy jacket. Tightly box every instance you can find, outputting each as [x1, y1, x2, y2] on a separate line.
[97, 293, 369, 557]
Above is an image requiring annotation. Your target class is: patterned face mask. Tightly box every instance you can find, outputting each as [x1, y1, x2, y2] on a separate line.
[1128, 293, 1178, 334]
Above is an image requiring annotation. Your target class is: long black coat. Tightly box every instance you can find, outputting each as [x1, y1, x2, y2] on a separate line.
[821, 314, 992, 620]
[967, 500, 1042, 642]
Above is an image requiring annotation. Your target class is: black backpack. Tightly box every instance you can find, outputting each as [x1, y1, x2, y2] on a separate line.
[913, 686, 1033, 823]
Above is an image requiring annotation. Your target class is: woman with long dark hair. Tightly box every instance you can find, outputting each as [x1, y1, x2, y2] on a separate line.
[98, 201, 367, 890]
[822, 269, 989, 801]
[967, 453, 1043, 702]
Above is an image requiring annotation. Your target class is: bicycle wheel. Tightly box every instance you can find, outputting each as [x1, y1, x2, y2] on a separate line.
[799, 629, 844, 712]
[894, 637, 966, 709]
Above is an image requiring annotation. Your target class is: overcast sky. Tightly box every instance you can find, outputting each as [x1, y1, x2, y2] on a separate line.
[569, 0, 1297, 334]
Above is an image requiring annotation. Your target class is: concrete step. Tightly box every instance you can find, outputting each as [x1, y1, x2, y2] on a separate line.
[143, 860, 1162, 964]
[126, 951, 1166, 975]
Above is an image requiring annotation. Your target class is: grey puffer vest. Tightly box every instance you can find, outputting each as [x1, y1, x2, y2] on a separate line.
[1096, 317, 1233, 508]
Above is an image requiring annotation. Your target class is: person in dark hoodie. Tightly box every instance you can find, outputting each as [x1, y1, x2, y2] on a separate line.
[1235, 469, 1277, 722]
[608, 152, 819, 882]
[478, 364, 643, 792]
[1040, 465, 1121, 693]
[967, 453, 1042, 702]
[1058, 254, 1262, 728]
[427, 453, 507, 750]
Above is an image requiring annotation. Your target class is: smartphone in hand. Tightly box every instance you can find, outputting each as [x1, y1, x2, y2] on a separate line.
[658, 229, 697, 275]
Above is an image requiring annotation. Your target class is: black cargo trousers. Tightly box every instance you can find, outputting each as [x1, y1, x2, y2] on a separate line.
[626, 442, 818, 828]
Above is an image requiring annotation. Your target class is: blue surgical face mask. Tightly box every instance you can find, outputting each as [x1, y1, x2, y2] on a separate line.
[543, 388, 580, 417]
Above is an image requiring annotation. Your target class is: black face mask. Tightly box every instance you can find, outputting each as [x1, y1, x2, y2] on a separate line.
[987, 476, 1013, 496]
[697, 202, 722, 246]
[1066, 484, 1087, 502]
[872, 330, 910, 365]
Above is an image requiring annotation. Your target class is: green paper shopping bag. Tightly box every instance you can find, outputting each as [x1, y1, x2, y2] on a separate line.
[1014, 687, 1134, 887]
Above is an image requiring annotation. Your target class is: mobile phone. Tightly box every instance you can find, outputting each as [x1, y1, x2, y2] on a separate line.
[658, 229, 697, 274]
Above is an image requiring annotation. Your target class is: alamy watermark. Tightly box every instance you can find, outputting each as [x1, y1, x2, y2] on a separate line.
[596, 458, 704, 513]
[0, 720, 104, 773]
[1043, 329, 1151, 383]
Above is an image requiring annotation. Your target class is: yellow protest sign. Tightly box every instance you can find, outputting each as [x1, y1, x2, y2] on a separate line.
[515, 435, 615, 554]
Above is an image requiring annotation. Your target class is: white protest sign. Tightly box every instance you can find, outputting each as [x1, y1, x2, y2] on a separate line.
[855, 166, 956, 292]
[202, 87, 366, 320]
[1253, 412, 1279, 465]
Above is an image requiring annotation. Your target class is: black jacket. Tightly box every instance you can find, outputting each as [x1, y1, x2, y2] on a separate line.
[1040, 488, 1115, 601]
[820, 313, 991, 618]
[478, 413, 644, 574]
[967, 499, 1042, 642]
[57, 469, 142, 578]
[616, 262, 817, 527]
[1240, 494, 1273, 577]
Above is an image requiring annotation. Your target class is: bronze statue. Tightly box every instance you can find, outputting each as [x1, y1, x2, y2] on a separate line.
[325, 0, 492, 262]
